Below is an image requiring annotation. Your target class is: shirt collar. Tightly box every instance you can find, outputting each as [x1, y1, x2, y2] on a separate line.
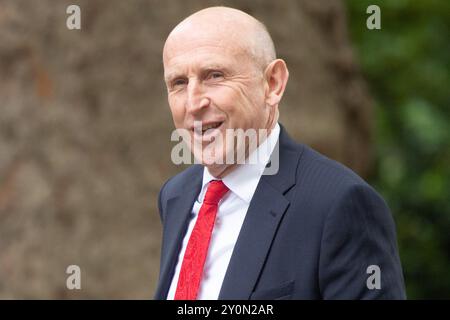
[199, 123, 280, 204]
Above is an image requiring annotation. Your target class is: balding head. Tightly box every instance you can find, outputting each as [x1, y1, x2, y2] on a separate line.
[163, 6, 276, 71]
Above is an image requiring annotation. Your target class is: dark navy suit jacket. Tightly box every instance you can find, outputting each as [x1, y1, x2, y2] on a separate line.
[154, 125, 406, 299]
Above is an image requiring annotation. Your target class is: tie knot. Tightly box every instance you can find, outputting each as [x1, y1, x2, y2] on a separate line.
[203, 180, 229, 205]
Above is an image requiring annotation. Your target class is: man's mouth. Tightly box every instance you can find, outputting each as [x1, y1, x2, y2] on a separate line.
[191, 121, 224, 139]
[201, 121, 223, 134]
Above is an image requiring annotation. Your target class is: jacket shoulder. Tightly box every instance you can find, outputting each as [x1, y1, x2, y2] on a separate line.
[294, 144, 387, 209]
[158, 164, 203, 219]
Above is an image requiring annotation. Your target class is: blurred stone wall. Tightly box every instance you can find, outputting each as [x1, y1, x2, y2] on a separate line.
[0, 0, 372, 298]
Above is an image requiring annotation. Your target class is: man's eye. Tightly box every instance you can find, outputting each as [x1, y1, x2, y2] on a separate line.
[172, 78, 187, 87]
[208, 72, 224, 80]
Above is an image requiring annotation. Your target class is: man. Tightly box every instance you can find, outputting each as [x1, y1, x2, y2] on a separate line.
[155, 6, 406, 300]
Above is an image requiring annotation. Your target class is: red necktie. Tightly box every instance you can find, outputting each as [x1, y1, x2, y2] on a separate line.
[174, 180, 229, 300]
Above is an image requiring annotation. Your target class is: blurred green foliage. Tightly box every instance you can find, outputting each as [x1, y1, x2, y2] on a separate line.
[346, 0, 450, 298]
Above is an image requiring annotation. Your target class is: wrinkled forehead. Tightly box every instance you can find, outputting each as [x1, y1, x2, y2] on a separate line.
[163, 31, 256, 80]
[163, 24, 250, 64]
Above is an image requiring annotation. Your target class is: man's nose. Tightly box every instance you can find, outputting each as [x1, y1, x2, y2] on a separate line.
[186, 79, 209, 114]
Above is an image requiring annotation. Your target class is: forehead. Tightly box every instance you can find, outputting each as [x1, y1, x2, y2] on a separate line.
[163, 32, 252, 77]
[165, 47, 236, 75]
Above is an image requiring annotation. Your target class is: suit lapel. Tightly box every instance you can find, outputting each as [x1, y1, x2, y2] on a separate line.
[218, 126, 303, 299]
[154, 167, 202, 299]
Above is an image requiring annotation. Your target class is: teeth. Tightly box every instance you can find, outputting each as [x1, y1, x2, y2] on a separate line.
[202, 122, 221, 132]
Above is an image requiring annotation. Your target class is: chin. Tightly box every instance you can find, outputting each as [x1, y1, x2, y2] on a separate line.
[201, 151, 226, 167]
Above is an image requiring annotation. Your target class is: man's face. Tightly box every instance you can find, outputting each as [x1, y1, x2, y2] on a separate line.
[163, 33, 272, 170]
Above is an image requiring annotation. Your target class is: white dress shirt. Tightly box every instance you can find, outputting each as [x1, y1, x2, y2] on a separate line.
[167, 123, 280, 300]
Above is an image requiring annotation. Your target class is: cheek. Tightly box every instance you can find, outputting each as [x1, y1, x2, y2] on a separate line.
[208, 86, 235, 105]
[228, 85, 265, 120]
[213, 85, 256, 115]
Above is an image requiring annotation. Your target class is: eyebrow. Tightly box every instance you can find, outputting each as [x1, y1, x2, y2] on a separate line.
[164, 70, 184, 83]
[164, 64, 232, 83]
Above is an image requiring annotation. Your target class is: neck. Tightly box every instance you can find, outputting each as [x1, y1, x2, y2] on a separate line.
[206, 121, 278, 179]
[206, 163, 238, 179]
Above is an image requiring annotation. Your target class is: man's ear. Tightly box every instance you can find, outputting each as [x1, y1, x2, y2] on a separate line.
[264, 59, 289, 107]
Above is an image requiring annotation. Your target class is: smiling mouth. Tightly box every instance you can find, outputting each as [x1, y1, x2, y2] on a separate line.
[201, 121, 223, 134]
[191, 121, 224, 135]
